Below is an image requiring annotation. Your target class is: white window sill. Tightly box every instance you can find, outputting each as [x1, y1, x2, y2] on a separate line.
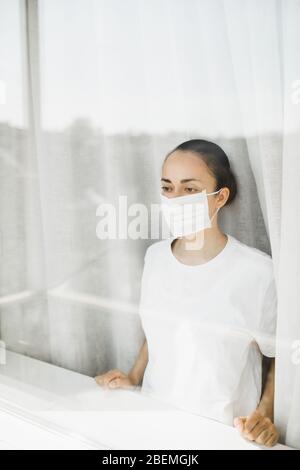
[0, 351, 291, 450]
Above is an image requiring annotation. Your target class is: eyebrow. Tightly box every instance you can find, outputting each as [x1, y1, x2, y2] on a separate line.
[161, 178, 203, 184]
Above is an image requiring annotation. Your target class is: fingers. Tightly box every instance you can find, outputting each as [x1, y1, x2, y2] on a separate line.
[233, 416, 246, 433]
[244, 410, 262, 434]
[254, 422, 279, 447]
[234, 411, 279, 447]
[245, 419, 270, 441]
[94, 369, 125, 388]
[264, 432, 279, 447]
[108, 378, 121, 388]
[109, 377, 136, 390]
[255, 428, 273, 445]
[94, 369, 135, 390]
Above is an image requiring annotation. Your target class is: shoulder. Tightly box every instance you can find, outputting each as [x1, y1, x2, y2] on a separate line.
[144, 238, 170, 261]
[229, 234, 272, 262]
[229, 234, 274, 281]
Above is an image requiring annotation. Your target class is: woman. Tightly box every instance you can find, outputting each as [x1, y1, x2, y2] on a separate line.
[95, 139, 279, 447]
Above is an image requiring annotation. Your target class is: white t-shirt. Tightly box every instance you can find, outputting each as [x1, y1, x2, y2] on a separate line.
[138, 234, 277, 425]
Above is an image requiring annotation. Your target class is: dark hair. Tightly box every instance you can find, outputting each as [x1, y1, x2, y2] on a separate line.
[164, 139, 237, 205]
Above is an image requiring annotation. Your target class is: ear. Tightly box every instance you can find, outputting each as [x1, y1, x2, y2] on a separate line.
[217, 187, 230, 207]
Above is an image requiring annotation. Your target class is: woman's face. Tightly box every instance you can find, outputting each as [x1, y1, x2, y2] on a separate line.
[161, 150, 229, 217]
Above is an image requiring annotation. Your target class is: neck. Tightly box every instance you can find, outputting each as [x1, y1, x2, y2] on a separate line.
[173, 225, 228, 265]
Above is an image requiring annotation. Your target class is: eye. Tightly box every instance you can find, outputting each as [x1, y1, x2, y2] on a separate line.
[161, 186, 172, 192]
[184, 187, 198, 193]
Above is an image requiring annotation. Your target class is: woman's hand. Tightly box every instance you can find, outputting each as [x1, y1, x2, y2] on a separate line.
[234, 409, 279, 447]
[235, 357, 279, 447]
[94, 369, 138, 390]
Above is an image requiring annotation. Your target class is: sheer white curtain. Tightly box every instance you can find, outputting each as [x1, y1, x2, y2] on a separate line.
[222, 0, 300, 447]
[0, 0, 299, 447]
[274, 1, 300, 448]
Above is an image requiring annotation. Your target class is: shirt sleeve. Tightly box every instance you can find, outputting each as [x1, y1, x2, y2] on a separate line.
[254, 273, 278, 357]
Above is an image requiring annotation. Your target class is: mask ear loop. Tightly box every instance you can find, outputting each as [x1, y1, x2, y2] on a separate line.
[207, 188, 222, 223]
[210, 206, 221, 223]
[206, 188, 222, 196]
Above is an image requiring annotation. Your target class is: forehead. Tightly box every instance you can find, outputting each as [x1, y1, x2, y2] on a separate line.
[162, 150, 213, 182]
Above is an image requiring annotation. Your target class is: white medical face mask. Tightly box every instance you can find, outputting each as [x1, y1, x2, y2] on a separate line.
[160, 189, 221, 238]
